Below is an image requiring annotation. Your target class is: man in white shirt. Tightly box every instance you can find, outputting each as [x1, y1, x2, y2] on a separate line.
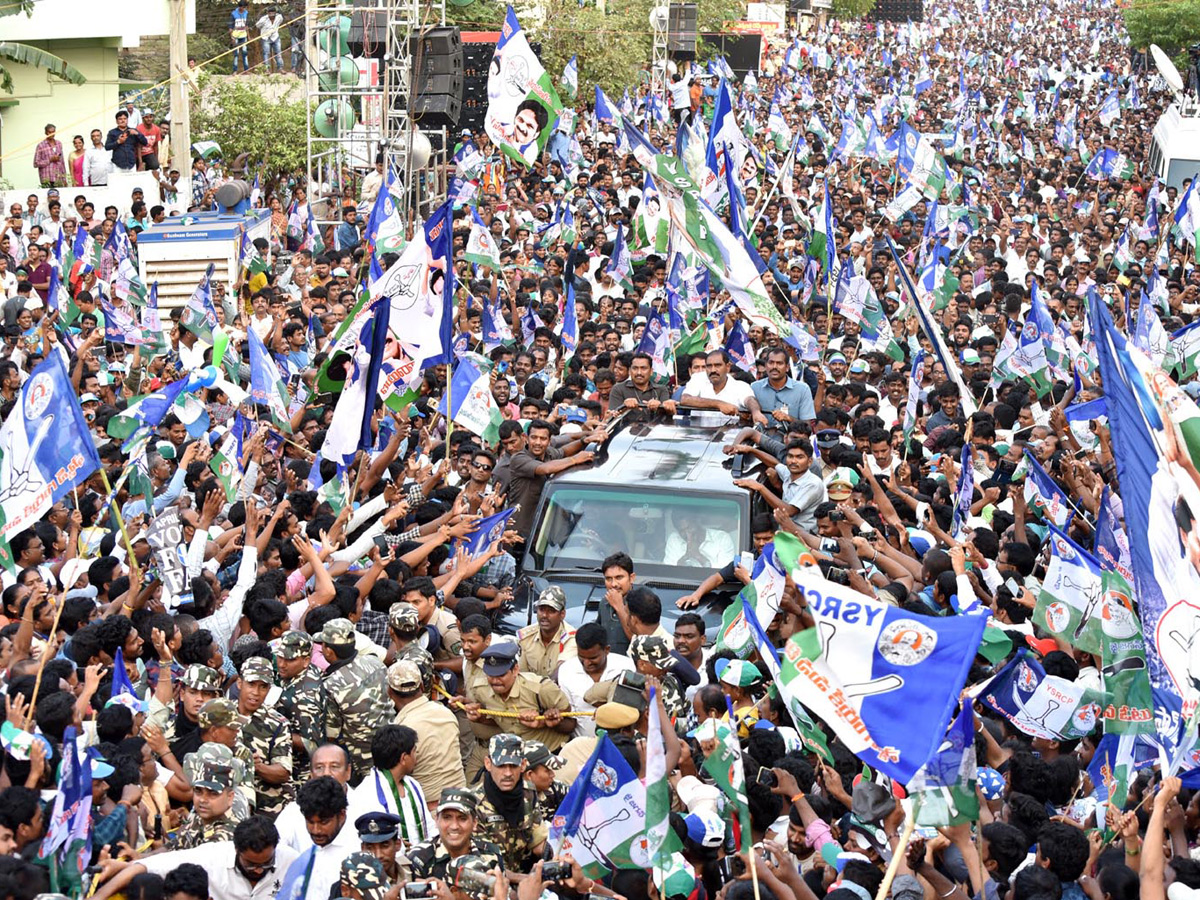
[681, 348, 768, 426]
[556, 622, 634, 737]
[346, 723, 433, 848]
[0, 257, 17, 299]
[279, 774, 363, 900]
[93, 817, 299, 900]
[275, 744, 376, 853]
[84, 128, 113, 186]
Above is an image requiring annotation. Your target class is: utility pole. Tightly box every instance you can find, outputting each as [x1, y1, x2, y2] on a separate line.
[169, 0, 192, 180]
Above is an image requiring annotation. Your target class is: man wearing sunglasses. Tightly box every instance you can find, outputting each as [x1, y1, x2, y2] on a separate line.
[93, 815, 297, 900]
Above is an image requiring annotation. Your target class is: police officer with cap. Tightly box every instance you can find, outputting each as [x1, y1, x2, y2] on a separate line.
[516, 587, 577, 678]
[355, 812, 405, 886]
[467, 642, 574, 751]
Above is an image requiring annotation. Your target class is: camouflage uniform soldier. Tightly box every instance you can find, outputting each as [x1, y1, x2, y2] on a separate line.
[315, 618, 393, 783]
[408, 789, 505, 880]
[171, 743, 240, 848]
[274, 631, 325, 780]
[190, 698, 257, 817]
[339, 852, 390, 900]
[447, 856, 502, 900]
[155, 664, 222, 760]
[236, 656, 293, 818]
[472, 734, 548, 871]
[522, 741, 567, 823]
[629, 635, 689, 725]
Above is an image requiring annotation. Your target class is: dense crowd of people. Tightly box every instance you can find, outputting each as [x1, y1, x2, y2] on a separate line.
[0, 1, 1198, 900]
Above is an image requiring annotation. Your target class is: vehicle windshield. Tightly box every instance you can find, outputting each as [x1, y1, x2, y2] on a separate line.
[527, 486, 744, 574]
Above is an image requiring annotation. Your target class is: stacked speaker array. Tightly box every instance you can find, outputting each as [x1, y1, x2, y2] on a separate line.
[668, 3, 698, 58]
[409, 27, 464, 129]
[868, 0, 925, 21]
[461, 41, 494, 136]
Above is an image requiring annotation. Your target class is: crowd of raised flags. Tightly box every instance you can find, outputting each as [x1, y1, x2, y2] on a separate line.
[6, 0, 1200, 895]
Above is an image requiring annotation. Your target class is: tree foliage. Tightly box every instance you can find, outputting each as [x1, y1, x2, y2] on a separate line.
[191, 76, 309, 190]
[444, 1, 507, 30]
[829, 0, 876, 20]
[1124, 0, 1200, 55]
[529, 0, 744, 101]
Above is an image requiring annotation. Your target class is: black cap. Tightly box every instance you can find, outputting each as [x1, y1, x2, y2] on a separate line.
[481, 642, 519, 677]
[355, 812, 401, 843]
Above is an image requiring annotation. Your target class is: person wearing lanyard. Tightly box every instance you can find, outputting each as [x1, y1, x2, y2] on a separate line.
[346, 724, 432, 848]
[751, 347, 816, 433]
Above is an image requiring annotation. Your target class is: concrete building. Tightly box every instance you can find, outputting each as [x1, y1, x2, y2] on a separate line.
[0, 0, 196, 186]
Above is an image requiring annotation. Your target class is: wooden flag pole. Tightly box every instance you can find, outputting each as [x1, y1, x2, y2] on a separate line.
[874, 808, 918, 900]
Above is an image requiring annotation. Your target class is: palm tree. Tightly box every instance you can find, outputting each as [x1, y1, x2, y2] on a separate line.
[0, 1, 88, 94]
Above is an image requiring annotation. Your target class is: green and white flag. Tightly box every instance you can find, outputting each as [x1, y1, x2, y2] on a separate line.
[1172, 321, 1200, 380]
[909, 135, 948, 200]
[646, 689, 693, 899]
[465, 208, 502, 268]
[698, 718, 752, 852]
[809, 179, 835, 273]
[444, 358, 503, 445]
[485, 6, 564, 168]
[317, 467, 348, 514]
[908, 705, 979, 827]
[767, 89, 793, 152]
[209, 431, 243, 502]
[807, 111, 832, 145]
[646, 154, 786, 333]
[248, 327, 294, 433]
[1098, 570, 1154, 735]
[1034, 525, 1104, 655]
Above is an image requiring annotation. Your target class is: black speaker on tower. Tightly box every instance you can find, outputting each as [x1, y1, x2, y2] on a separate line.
[407, 26, 464, 129]
[667, 4, 698, 59]
[869, 0, 924, 21]
[346, 0, 387, 56]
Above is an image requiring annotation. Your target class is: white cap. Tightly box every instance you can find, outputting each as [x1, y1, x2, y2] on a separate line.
[674, 775, 723, 814]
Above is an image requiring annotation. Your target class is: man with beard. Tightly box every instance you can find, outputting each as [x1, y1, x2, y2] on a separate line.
[471, 735, 547, 872]
[769, 767, 836, 874]
[94, 816, 296, 900]
[278, 776, 360, 900]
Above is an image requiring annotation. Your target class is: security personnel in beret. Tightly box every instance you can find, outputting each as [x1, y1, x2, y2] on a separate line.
[274, 630, 327, 781]
[408, 788, 505, 881]
[472, 734, 548, 871]
[193, 698, 258, 817]
[355, 812, 405, 887]
[149, 663, 222, 761]
[171, 744, 240, 848]
[334, 851, 389, 900]
[236, 656, 293, 818]
[314, 618, 393, 783]
[466, 642, 575, 751]
[516, 587, 577, 678]
[522, 741, 567, 823]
